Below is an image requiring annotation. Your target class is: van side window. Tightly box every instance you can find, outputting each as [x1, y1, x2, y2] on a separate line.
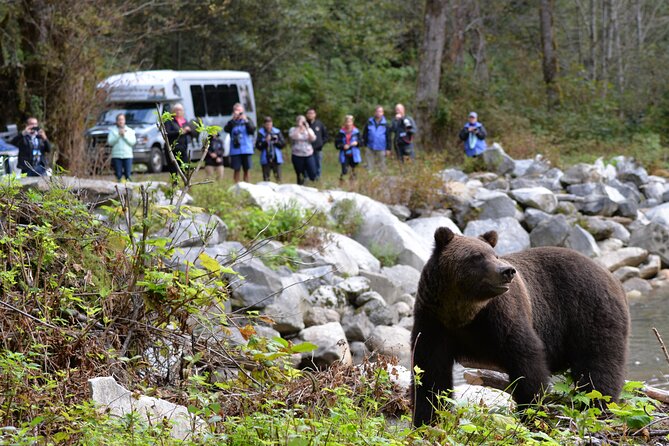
[204, 84, 220, 116]
[239, 84, 254, 112]
[219, 85, 240, 114]
[190, 85, 206, 117]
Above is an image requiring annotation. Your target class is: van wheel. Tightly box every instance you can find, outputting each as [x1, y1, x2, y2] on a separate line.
[147, 145, 164, 173]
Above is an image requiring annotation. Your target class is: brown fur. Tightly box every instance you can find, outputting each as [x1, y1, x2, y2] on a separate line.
[411, 227, 630, 427]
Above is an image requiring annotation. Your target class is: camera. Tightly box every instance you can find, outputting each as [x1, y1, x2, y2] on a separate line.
[232, 132, 241, 149]
[403, 118, 413, 129]
[32, 126, 41, 133]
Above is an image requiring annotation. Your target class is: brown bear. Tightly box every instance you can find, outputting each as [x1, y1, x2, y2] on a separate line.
[411, 227, 630, 427]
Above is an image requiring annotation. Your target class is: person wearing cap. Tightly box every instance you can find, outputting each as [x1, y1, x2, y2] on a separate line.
[458, 111, 487, 157]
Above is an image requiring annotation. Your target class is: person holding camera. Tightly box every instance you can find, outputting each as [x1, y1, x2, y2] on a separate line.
[289, 115, 317, 185]
[256, 116, 285, 182]
[391, 104, 417, 163]
[11, 116, 51, 176]
[458, 111, 487, 157]
[164, 103, 195, 173]
[335, 115, 362, 184]
[107, 113, 136, 182]
[204, 132, 226, 181]
[224, 103, 256, 183]
[362, 106, 391, 172]
[306, 108, 328, 180]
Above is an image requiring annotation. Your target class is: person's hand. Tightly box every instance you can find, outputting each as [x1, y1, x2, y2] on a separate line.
[265, 134, 272, 142]
[38, 129, 47, 140]
[395, 113, 402, 120]
[216, 157, 222, 163]
[22, 125, 34, 136]
[119, 128, 125, 136]
[344, 144, 350, 150]
[468, 126, 475, 132]
[183, 126, 191, 133]
[352, 141, 358, 146]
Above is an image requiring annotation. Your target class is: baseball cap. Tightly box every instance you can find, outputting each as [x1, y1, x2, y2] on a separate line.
[468, 112, 478, 119]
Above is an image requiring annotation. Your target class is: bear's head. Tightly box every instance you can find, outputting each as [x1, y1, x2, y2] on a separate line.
[418, 227, 517, 326]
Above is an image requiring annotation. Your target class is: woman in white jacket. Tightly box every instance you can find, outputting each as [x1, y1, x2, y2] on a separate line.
[107, 114, 136, 182]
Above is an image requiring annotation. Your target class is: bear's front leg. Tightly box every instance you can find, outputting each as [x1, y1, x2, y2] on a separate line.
[501, 326, 551, 408]
[411, 320, 454, 427]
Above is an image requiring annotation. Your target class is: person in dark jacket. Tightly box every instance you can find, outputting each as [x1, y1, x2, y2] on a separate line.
[306, 108, 328, 180]
[224, 103, 256, 183]
[335, 115, 362, 184]
[164, 103, 194, 172]
[256, 116, 285, 182]
[362, 106, 391, 172]
[204, 132, 226, 180]
[458, 111, 487, 157]
[11, 116, 51, 176]
[391, 104, 417, 164]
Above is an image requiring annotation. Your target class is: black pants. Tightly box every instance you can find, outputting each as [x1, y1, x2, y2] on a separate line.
[112, 158, 132, 180]
[292, 154, 316, 185]
[262, 162, 282, 182]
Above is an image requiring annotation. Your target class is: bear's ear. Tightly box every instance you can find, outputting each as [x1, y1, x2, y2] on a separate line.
[480, 231, 498, 248]
[434, 227, 455, 250]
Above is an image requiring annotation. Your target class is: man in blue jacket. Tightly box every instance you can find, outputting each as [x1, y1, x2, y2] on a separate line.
[255, 116, 285, 182]
[224, 103, 256, 183]
[458, 111, 487, 157]
[362, 106, 391, 172]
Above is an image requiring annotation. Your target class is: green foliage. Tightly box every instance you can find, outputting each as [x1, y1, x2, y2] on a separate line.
[330, 198, 363, 237]
[369, 243, 400, 267]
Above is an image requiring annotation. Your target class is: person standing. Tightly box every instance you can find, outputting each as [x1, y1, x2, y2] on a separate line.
[107, 114, 136, 182]
[204, 132, 226, 181]
[335, 115, 362, 183]
[458, 111, 488, 157]
[224, 103, 256, 183]
[306, 108, 328, 180]
[256, 116, 285, 182]
[288, 115, 317, 185]
[362, 106, 391, 172]
[11, 116, 51, 176]
[391, 103, 417, 163]
[164, 103, 194, 172]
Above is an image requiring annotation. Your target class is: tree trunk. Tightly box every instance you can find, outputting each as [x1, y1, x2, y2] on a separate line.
[415, 0, 449, 151]
[539, 0, 560, 110]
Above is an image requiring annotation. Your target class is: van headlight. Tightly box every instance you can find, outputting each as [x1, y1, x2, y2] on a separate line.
[136, 135, 149, 146]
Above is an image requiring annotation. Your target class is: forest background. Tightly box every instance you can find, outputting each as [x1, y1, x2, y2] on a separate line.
[1, 0, 668, 174]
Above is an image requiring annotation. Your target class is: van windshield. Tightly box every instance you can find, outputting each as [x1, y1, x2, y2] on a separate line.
[99, 103, 160, 125]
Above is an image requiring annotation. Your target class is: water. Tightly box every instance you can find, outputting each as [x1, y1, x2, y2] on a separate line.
[627, 289, 669, 390]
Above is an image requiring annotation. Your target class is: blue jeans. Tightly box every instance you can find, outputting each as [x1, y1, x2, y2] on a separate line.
[314, 150, 323, 179]
[112, 158, 133, 181]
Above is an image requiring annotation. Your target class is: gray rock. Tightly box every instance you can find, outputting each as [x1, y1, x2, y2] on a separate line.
[89, 377, 204, 440]
[231, 282, 278, 310]
[608, 179, 642, 203]
[381, 265, 421, 296]
[613, 266, 640, 282]
[453, 384, 515, 412]
[387, 204, 412, 221]
[622, 277, 653, 294]
[639, 254, 661, 279]
[304, 307, 341, 327]
[341, 309, 375, 342]
[230, 257, 284, 309]
[512, 159, 533, 178]
[509, 187, 558, 213]
[264, 276, 309, 334]
[469, 172, 499, 184]
[366, 325, 412, 368]
[161, 211, 228, 248]
[580, 217, 630, 243]
[525, 155, 552, 176]
[295, 265, 337, 292]
[612, 156, 649, 186]
[365, 302, 399, 326]
[391, 301, 412, 319]
[397, 316, 414, 331]
[354, 290, 387, 307]
[642, 181, 665, 202]
[471, 189, 518, 220]
[596, 247, 649, 271]
[358, 270, 401, 306]
[510, 178, 541, 190]
[484, 177, 510, 191]
[566, 225, 601, 258]
[555, 201, 579, 215]
[308, 285, 347, 309]
[524, 208, 552, 231]
[597, 238, 625, 255]
[336, 276, 371, 301]
[537, 168, 564, 192]
[561, 163, 602, 185]
[643, 203, 669, 226]
[406, 216, 462, 250]
[530, 215, 571, 247]
[629, 221, 669, 265]
[305, 231, 381, 276]
[299, 322, 352, 368]
[349, 341, 370, 364]
[464, 218, 531, 255]
[482, 143, 515, 175]
[439, 168, 469, 183]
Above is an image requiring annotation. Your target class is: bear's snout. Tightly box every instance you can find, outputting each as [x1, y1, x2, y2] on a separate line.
[498, 265, 516, 283]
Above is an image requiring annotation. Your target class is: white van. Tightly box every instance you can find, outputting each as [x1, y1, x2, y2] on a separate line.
[86, 70, 256, 173]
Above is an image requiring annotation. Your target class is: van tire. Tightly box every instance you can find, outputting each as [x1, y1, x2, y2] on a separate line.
[147, 145, 164, 173]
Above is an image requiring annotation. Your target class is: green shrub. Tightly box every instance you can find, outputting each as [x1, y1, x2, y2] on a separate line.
[330, 198, 363, 236]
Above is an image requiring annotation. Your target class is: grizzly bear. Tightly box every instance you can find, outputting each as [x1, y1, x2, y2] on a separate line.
[411, 227, 629, 427]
